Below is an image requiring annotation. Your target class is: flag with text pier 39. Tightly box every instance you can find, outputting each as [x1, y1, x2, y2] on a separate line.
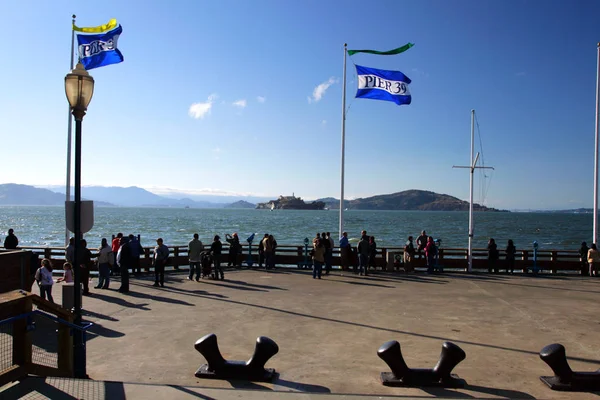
[355, 65, 411, 106]
[77, 25, 124, 70]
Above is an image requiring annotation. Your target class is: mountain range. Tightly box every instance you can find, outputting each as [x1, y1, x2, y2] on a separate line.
[0, 184, 504, 211]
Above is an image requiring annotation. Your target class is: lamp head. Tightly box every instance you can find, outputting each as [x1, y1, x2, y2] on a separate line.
[65, 62, 94, 119]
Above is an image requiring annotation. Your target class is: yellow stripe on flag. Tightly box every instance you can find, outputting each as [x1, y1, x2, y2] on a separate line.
[73, 18, 118, 33]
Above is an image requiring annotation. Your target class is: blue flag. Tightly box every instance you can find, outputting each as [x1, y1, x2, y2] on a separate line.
[77, 25, 124, 70]
[355, 65, 411, 106]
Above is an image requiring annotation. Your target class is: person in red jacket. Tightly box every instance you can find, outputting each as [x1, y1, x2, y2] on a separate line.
[111, 233, 123, 276]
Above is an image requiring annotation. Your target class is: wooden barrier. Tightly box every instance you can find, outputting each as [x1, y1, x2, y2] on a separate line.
[0, 291, 75, 387]
[4, 244, 586, 274]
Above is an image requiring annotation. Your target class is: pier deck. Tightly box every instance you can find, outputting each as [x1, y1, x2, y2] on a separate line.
[10, 269, 600, 399]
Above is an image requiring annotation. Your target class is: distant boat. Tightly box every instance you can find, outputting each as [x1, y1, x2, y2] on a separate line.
[270, 203, 275, 211]
[184, 206, 190, 209]
[344, 208, 348, 211]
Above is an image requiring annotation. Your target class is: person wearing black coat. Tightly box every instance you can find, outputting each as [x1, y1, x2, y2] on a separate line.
[3, 228, 18, 249]
[117, 237, 132, 293]
[210, 235, 224, 280]
[487, 238, 499, 274]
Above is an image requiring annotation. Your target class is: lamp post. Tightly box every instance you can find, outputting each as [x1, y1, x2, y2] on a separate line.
[65, 62, 94, 378]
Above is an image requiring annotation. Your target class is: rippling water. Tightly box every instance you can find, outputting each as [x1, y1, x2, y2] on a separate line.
[0, 206, 592, 250]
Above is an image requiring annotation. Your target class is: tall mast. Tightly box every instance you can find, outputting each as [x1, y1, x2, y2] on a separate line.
[453, 109, 494, 272]
[593, 43, 600, 244]
[339, 44, 347, 238]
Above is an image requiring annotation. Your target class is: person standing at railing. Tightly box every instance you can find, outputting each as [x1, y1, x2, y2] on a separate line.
[425, 236, 437, 274]
[35, 258, 54, 303]
[269, 235, 278, 269]
[117, 236, 132, 293]
[487, 238, 499, 274]
[587, 243, 600, 277]
[326, 232, 334, 274]
[65, 237, 75, 263]
[210, 235, 224, 280]
[357, 231, 370, 276]
[77, 239, 93, 296]
[505, 239, 516, 274]
[128, 234, 144, 275]
[403, 236, 416, 273]
[95, 238, 113, 289]
[579, 241, 590, 276]
[153, 238, 170, 287]
[111, 233, 123, 276]
[258, 233, 268, 268]
[339, 232, 350, 271]
[321, 232, 331, 275]
[225, 233, 242, 268]
[416, 230, 427, 260]
[261, 234, 272, 270]
[188, 233, 204, 281]
[312, 238, 325, 279]
[3, 228, 18, 249]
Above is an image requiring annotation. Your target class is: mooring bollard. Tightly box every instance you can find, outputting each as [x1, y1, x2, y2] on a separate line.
[194, 333, 279, 381]
[539, 343, 600, 391]
[377, 340, 466, 387]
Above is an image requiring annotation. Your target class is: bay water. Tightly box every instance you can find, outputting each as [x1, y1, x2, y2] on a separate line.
[0, 206, 591, 251]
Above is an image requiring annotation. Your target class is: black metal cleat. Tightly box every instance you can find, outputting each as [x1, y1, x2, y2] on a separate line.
[194, 333, 279, 382]
[377, 340, 466, 388]
[539, 343, 600, 391]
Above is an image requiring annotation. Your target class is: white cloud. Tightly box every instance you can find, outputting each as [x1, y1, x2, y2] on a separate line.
[257, 96, 266, 103]
[308, 77, 338, 103]
[188, 94, 218, 119]
[321, 120, 327, 125]
[232, 99, 247, 108]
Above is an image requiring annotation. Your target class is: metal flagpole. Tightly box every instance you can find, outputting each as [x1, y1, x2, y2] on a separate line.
[453, 109, 494, 272]
[339, 44, 347, 239]
[468, 110, 475, 271]
[65, 14, 76, 246]
[594, 43, 600, 245]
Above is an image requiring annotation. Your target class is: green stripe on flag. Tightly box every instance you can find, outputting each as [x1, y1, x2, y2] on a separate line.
[347, 43, 414, 56]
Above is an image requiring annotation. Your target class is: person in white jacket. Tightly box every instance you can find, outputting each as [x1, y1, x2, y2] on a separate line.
[35, 258, 54, 303]
[95, 238, 114, 289]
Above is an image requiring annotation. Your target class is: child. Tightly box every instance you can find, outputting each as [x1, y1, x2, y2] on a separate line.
[35, 258, 55, 303]
[56, 262, 74, 284]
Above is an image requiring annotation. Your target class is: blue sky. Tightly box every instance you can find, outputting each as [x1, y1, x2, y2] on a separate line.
[1, 0, 599, 210]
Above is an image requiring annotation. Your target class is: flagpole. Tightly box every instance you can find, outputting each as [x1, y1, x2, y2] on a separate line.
[468, 109, 475, 272]
[65, 14, 76, 246]
[339, 44, 347, 239]
[594, 42, 600, 245]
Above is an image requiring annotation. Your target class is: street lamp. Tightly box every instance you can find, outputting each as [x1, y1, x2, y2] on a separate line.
[65, 62, 94, 378]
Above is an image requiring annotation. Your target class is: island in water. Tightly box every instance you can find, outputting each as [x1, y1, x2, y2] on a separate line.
[256, 194, 325, 210]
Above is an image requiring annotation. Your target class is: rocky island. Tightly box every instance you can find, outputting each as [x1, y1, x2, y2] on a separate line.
[256, 194, 325, 210]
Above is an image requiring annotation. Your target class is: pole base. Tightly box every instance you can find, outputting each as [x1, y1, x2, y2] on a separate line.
[540, 376, 600, 392]
[380, 372, 466, 388]
[195, 364, 277, 382]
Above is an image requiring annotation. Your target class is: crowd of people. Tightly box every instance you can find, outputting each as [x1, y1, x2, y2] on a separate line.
[6, 226, 600, 303]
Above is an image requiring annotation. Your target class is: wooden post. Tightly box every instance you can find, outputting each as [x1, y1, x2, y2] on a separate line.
[173, 247, 179, 270]
[551, 251, 558, 274]
[11, 294, 32, 372]
[144, 247, 150, 272]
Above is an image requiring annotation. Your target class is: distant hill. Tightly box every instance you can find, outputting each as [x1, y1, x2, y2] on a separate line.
[225, 200, 255, 209]
[0, 183, 113, 206]
[318, 190, 504, 211]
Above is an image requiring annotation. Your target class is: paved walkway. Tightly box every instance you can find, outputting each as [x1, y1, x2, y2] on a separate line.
[15, 269, 600, 398]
